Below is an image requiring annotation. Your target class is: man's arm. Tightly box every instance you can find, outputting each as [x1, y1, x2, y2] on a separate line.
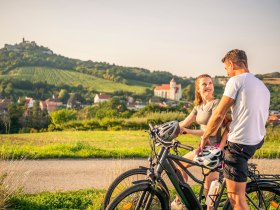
[200, 96, 235, 149]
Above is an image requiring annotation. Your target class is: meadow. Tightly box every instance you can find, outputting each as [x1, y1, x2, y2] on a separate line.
[0, 127, 279, 159]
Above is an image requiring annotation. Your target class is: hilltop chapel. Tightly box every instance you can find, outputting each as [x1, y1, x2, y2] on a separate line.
[154, 79, 182, 101]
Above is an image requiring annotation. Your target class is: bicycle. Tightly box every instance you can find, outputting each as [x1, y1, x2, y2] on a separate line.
[103, 145, 171, 208]
[105, 121, 280, 210]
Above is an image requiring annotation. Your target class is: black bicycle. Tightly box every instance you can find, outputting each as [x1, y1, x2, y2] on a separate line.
[103, 147, 171, 208]
[105, 122, 280, 210]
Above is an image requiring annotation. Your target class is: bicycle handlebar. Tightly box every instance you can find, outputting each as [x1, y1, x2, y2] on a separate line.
[177, 142, 194, 151]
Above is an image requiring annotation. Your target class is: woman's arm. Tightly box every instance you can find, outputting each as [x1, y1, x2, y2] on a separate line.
[179, 112, 196, 128]
[183, 128, 204, 136]
[180, 112, 205, 136]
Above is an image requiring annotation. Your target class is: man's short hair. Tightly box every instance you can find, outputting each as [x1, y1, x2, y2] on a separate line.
[221, 49, 248, 68]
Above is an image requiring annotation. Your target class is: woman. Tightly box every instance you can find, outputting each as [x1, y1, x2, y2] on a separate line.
[171, 74, 229, 210]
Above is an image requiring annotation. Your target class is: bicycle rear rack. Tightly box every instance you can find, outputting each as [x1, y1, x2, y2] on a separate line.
[256, 174, 280, 181]
[248, 163, 280, 181]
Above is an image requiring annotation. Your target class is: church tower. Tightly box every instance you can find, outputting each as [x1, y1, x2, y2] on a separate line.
[169, 78, 176, 100]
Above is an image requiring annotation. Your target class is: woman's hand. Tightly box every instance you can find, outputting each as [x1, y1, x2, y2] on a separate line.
[180, 127, 189, 135]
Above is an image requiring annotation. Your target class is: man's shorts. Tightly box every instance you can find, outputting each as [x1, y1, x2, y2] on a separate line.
[223, 139, 264, 182]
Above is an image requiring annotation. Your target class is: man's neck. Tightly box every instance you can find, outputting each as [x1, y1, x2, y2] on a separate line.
[233, 68, 249, 76]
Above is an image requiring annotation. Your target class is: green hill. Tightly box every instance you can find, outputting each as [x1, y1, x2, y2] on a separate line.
[2, 66, 148, 94]
[0, 40, 191, 88]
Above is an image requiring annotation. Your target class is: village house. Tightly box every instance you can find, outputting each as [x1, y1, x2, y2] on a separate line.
[154, 79, 182, 101]
[17, 97, 35, 108]
[268, 114, 280, 126]
[149, 97, 161, 105]
[40, 98, 63, 113]
[127, 101, 146, 110]
[94, 93, 112, 104]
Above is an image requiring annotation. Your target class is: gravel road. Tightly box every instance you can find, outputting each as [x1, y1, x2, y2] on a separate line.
[1, 158, 279, 194]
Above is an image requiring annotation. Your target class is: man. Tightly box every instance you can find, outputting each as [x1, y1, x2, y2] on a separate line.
[200, 49, 270, 210]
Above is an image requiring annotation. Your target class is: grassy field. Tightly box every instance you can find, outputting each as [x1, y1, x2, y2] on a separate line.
[0, 127, 279, 159]
[8, 187, 200, 210]
[1, 66, 149, 94]
[8, 189, 105, 210]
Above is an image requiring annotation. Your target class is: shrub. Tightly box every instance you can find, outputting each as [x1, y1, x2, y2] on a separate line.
[147, 111, 186, 124]
[29, 128, 38, 133]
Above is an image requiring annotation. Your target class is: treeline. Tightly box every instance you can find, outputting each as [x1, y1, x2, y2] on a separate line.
[1, 101, 50, 134]
[0, 78, 90, 102]
[267, 84, 280, 110]
[0, 41, 191, 86]
[256, 72, 280, 79]
[0, 97, 193, 134]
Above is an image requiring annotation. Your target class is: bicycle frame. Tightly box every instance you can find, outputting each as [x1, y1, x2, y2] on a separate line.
[154, 146, 224, 210]
[144, 124, 280, 210]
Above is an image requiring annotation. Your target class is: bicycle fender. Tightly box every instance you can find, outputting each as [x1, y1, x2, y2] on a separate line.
[246, 180, 280, 191]
[132, 179, 170, 201]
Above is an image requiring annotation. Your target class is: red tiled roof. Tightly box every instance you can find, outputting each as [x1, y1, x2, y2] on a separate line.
[96, 94, 112, 99]
[154, 84, 180, 91]
[268, 115, 279, 121]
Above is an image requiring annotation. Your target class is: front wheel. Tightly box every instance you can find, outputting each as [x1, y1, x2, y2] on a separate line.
[103, 167, 149, 208]
[105, 182, 169, 210]
[223, 181, 280, 210]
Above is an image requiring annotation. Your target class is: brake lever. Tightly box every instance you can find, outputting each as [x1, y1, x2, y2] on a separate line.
[172, 140, 179, 155]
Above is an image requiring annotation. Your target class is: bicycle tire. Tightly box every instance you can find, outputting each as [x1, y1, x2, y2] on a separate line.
[105, 181, 169, 210]
[103, 167, 148, 208]
[223, 181, 280, 210]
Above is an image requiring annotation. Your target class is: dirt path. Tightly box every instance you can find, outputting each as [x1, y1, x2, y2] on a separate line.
[1, 159, 279, 194]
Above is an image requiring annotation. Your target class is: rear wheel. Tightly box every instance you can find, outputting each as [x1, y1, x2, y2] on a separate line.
[105, 182, 169, 210]
[223, 181, 280, 210]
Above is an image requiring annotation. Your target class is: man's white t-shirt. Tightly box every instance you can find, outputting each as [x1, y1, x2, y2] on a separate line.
[223, 73, 270, 145]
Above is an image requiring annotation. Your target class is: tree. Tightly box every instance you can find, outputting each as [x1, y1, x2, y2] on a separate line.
[58, 89, 69, 104]
[182, 84, 195, 102]
[67, 93, 77, 108]
[0, 111, 11, 134]
[50, 109, 77, 127]
[7, 103, 23, 133]
[4, 82, 13, 97]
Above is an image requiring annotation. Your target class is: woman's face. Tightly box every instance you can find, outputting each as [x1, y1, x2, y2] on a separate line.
[199, 77, 214, 99]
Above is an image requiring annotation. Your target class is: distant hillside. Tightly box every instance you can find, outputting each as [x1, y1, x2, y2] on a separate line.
[256, 72, 280, 78]
[0, 39, 191, 88]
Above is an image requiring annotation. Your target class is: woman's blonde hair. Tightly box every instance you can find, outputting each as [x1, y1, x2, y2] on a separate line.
[194, 74, 213, 105]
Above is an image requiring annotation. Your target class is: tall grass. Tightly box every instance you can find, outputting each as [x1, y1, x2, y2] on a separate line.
[254, 126, 280, 158]
[147, 112, 186, 124]
[0, 148, 30, 209]
[9, 189, 106, 210]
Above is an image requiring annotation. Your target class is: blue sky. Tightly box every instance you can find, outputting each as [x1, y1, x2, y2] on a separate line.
[0, 0, 279, 77]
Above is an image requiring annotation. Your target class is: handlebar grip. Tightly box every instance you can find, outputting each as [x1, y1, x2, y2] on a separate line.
[148, 123, 154, 130]
[178, 144, 194, 151]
